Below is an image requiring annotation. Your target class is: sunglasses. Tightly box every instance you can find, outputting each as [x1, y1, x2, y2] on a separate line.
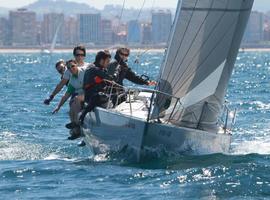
[67, 64, 76, 69]
[75, 53, 85, 57]
[120, 53, 129, 57]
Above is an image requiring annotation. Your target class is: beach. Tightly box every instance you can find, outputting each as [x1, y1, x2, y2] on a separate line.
[0, 48, 167, 54]
[0, 47, 270, 54]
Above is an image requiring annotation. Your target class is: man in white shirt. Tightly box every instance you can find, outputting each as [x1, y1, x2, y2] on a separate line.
[52, 60, 88, 140]
[43, 45, 89, 105]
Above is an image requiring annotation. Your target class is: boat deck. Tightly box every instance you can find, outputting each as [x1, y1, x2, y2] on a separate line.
[111, 92, 152, 120]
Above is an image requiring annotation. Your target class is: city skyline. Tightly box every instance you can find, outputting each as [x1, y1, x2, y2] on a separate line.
[0, 8, 173, 47]
[1, 0, 177, 9]
[1, 0, 270, 11]
[0, 1, 269, 48]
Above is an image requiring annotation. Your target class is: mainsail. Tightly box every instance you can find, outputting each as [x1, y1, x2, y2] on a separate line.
[153, 0, 254, 132]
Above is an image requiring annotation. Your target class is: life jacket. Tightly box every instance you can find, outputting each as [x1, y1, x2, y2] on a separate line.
[84, 76, 104, 90]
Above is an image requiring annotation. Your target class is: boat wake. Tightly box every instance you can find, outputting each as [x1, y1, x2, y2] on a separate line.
[81, 135, 270, 168]
[0, 131, 87, 162]
[1, 128, 270, 166]
[0, 131, 46, 160]
[231, 137, 270, 155]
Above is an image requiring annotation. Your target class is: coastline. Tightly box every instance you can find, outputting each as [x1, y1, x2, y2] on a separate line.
[0, 48, 166, 54]
[0, 48, 269, 53]
[239, 48, 270, 52]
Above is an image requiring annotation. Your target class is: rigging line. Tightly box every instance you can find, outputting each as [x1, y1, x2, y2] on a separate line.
[168, 0, 230, 92]
[133, 0, 155, 64]
[159, 0, 229, 90]
[159, 0, 199, 92]
[173, 18, 239, 96]
[129, 0, 146, 43]
[162, 0, 215, 94]
[158, 1, 231, 104]
[106, 0, 126, 53]
[136, 0, 146, 20]
[130, 0, 146, 66]
[151, 0, 155, 10]
[156, 0, 182, 84]
[173, 2, 253, 83]
[119, 0, 126, 22]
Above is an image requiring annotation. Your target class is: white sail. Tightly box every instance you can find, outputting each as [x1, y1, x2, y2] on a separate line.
[50, 22, 62, 53]
[153, 0, 254, 132]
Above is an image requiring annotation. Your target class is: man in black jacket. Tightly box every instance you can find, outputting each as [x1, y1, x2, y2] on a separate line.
[79, 50, 114, 123]
[107, 48, 156, 106]
[108, 48, 156, 86]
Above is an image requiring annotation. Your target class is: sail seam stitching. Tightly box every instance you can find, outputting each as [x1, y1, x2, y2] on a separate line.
[174, 19, 238, 95]
[164, 0, 215, 95]
[159, 0, 199, 92]
[170, 1, 231, 93]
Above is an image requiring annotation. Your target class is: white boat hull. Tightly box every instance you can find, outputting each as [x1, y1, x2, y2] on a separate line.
[81, 107, 146, 160]
[81, 107, 231, 160]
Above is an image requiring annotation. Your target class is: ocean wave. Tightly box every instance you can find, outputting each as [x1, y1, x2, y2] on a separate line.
[0, 131, 83, 161]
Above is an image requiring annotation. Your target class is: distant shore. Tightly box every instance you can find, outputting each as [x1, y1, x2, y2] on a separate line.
[0, 48, 166, 54]
[0, 47, 269, 53]
[239, 48, 270, 52]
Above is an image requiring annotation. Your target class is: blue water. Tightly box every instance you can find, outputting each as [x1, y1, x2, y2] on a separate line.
[1, 51, 270, 199]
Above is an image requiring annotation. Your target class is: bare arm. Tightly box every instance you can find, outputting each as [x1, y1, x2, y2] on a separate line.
[52, 92, 71, 114]
[44, 78, 68, 105]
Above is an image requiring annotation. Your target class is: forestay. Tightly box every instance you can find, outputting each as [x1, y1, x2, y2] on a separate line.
[152, 0, 254, 132]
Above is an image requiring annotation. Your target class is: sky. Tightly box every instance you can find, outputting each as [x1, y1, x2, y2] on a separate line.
[0, 0, 177, 9]
[0, 0, 269, 11]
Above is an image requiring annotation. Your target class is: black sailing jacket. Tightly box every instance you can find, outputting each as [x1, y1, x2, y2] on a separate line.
[107, 59, 148, 86]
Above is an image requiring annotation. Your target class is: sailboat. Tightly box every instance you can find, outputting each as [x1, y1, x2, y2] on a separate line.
[81, 0, 254, 160]
[41, 21, 62, 55]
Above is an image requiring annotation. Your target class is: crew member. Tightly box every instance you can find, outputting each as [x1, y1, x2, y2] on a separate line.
[80, 51, 114, 123]
[107, 48, 156, 106]
[108, 47, 156, 86]
[43, 45, 89, 105]
[52, 60, 87, 140]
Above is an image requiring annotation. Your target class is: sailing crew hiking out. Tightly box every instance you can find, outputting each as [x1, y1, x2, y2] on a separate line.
[79, 50, 114, 124]
[52, 60, 88, 140]
[43, 59, 69, 105]
[43, 45, 88, 105]
[55, 59, 66, 78]
[46, 46, 157, 141]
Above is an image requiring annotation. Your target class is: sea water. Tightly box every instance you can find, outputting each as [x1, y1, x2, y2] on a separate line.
[0, 51, 270, 199]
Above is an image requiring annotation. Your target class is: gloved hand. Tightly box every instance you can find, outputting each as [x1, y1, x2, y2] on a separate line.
[119, 59, 128, 68]
[44, 95, 54, 105]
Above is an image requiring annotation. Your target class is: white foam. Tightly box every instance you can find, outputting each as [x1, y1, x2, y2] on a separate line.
[44, 153, 62, 160]
[44, 153, 76, 162]
[93, 154, 109, 162]
[0, 131, 48, 160]
[231, 138, 270, 155]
